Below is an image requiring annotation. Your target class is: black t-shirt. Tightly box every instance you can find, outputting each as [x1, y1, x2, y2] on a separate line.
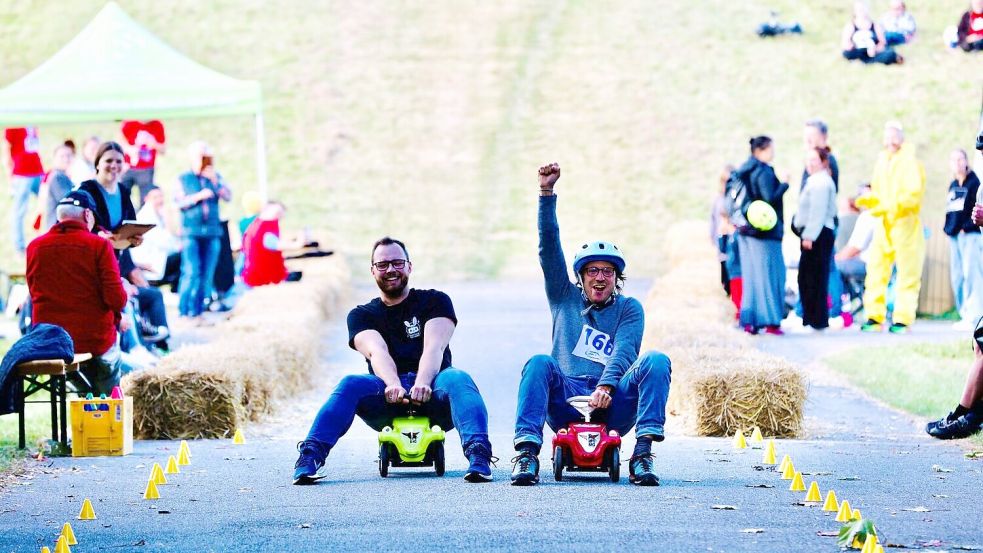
[347, 288, 457, 374]
[944, 172, 981, 236]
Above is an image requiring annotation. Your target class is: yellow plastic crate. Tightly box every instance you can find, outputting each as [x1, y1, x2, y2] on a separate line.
[70, 396, 133, 457]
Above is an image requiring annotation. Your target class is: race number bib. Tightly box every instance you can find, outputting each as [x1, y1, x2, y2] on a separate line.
[571, 324, 614, 365]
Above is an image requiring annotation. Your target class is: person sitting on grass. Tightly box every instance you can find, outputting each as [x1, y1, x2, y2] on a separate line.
[841, 1, 902, 65]
[26, 190, 128, 395]
[955, 0, 983, 52]
[292, 237, 496, 485]
[925, 320, 983, 440]
[880, 0, 916, 46]
[509, 163, 672, 487]
[241, 201, 304, 287]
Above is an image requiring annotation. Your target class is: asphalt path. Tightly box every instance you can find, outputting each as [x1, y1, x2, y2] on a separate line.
[1, 280, 981, 552]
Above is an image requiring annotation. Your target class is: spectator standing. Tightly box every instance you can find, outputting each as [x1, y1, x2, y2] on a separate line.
[736, 136, 789, 335]
[78, 142, 141, 253]
[956, 0, 983, 52]
[131, 186, 182, 290]
[793, 148, 838, 331]
[841, 1, 902, 65]
[176, 141, 231, 320]
[69, 136, 99, 185]
[857, 122, 926, 334]
[119, 120, 166, 206]
[26, 190, 127, 395]
[801, 119, 840, 191]
[4, 126, 45, 255]
[880, 0, 916, 46]
[711, 165, 736, 295]
[242, 201, 304, 287]
[944, 149, 983, 330]
[38, 144, 75, 231]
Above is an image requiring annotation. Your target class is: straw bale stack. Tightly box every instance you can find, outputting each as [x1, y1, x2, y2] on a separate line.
[122, 255, 350, 439]
[643, 221, 807, 438]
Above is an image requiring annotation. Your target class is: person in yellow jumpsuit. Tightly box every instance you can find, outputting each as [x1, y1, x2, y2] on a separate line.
[855, 121, 926, 333]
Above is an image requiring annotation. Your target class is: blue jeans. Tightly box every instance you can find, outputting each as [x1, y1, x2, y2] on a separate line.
[306, 369, 490, 452]
[178, 236, 221, 317]
[884, 32, 908, 46]
[950, 233, 983, 321]
[9, 175, 40, 253]
[513, 352, 671, 448]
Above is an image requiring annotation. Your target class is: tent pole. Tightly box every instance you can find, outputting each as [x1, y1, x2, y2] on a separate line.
[255, 111, 269, 201]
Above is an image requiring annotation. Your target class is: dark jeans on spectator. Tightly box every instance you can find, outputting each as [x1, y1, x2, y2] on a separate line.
[883, 32, 908, 46]
[136, 286, 168, 329]
[178, 236, 221, 317]
[843, 47, 899, 64]
[71, 344, 122, 396]
[798, 227, 835, 329]
[155, 252, 182, 293]
[961, 40, 983, 52]
[120, 168, 155, 208]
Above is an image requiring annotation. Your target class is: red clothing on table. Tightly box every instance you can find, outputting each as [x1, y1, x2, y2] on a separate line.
[26, 220, 127, 355]
[242, 218, 288, 287]
[120, 120, 165, 170]
[4, 127, 44, 177]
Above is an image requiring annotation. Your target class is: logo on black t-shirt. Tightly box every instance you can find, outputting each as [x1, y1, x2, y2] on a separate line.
[404, 317, 421, 339]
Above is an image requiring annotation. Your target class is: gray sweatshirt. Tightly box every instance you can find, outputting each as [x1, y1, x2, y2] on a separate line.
[539, 195, 644, 388]
[793, 172, 837, 241]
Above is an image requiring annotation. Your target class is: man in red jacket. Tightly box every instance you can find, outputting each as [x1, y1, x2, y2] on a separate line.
[26, 190, 128, 395]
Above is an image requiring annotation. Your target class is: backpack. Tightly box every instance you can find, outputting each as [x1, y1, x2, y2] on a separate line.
[723, 168, 758, 233]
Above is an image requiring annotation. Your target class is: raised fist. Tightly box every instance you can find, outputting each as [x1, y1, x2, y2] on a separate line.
[539, 163, 561, 191]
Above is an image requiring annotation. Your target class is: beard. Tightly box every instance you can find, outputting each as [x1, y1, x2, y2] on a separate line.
[376, 271, 409, 299]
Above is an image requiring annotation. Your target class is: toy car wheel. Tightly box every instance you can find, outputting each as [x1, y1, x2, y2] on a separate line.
[378, 443, 390, 478]
[432, 442, 445, 477]
[553, 446, 564, 482]
[607, 447, 620, 483]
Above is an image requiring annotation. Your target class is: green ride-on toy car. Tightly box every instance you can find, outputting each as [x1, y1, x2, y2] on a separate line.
[378, 411, 446, 477]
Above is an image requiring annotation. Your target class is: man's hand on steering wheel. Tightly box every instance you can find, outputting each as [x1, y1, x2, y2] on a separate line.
[409, 383, 433, 404]
[589, 385, 613, 409]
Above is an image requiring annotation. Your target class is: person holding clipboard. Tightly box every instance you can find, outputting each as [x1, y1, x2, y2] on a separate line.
[175, 141, 232, 320]
[78, 141, 151, 253]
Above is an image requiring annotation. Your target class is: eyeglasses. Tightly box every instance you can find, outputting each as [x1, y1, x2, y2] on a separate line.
[584, 267, 616, 278]
[372, 259, 408, 271]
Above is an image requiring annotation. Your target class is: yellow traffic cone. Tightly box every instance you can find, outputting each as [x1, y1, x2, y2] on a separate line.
[233, 428, 246, 444]
[861, 534, 879, 553]
[61, 522, 77, 546]
[805, 481, 822, 502]
[152, 462, 167, 485]
[823, 489, 839, 511]
[781, 460, 796, 480]
[762, 439, 777, 464]
[177, 446, 191, 466]
[164, 455, 180, 474]
[874, 545, 884, 553]
[54, 535, 70, 553]
[179, 440, 192, 459]
[777, 454, 790, 472]
[852, 508, 862, 520]
[750, 426, 764, 443]
[77, 498, 96, 520]
[733, 430, 747, 449]
[41, 547, 51, 553]
[789, 471, 806, 492]
[852, 536, 863, 550]
[836, 499, 853, 522]
[144, 478, 160, 500]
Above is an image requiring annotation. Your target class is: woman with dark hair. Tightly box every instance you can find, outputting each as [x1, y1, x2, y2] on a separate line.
[841, 1, 902, 65]
[793, 147, 838, 331]
[78, 141, 141, 251]
[735, 136, 789, 335]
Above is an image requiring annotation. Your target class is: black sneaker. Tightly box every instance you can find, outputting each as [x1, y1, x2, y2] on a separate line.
[293, 440, 328, 485]
[463, 442, 497, 483]
[629, 453, 660, 486]
[926, 411, 983, 440]
[925, 411, 959, 436]
[139, 320, 170, 343]
[510, 450, 540, 486]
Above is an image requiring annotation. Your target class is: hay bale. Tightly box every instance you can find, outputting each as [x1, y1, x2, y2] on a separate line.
[125, 255, 350, 438]
[665, 347, 807, 438]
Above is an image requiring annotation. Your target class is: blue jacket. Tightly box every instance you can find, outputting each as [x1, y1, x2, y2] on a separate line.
[0, 324, 74, 415]
[539, 195, 644, 388]
[177, 171, 230, 238]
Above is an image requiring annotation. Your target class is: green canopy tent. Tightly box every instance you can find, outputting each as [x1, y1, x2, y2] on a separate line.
[0, 2, 268, 198]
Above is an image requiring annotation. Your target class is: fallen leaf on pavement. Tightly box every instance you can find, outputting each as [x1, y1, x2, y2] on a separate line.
[745, 484, 775, 488]
[299, 523, 311, 529]
[932, 465, 953, 473]
[902, 506, 931, 512]
[741, 529, 764, 534]
[932, 494, 949, 499]
[951, 545, 982, 550]
[965, 451, 982, 459]
[157, 510, 170, 514]
[838, 476, 861, 481]
[711, 505, 738, 510]
[816, 531, 838, 537]
[682, 479, 701, 483]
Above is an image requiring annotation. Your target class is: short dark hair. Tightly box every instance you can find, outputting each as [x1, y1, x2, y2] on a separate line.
[371, 236, 409, 262]
[749, 136, 773, 153]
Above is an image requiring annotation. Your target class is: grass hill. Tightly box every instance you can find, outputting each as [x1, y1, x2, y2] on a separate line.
[0, 0, 980, 281]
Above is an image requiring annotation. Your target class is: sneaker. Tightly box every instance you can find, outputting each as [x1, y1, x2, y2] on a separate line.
[293, 440, 328, 485]
[926, 411, 982, 440]
[510, 450, 540, 486]
[888, 322, 908, 335]
[463, 442, 497, 483]
[743, 325, 759, 335]
[628, 453, 660, 486]
[860, 319, 883, 333]
[139, 320, 170, 343]
[763, 325, 784, 336]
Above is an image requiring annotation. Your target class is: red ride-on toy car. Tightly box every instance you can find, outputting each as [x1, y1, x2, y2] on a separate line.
[551, 396, 622, 482]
